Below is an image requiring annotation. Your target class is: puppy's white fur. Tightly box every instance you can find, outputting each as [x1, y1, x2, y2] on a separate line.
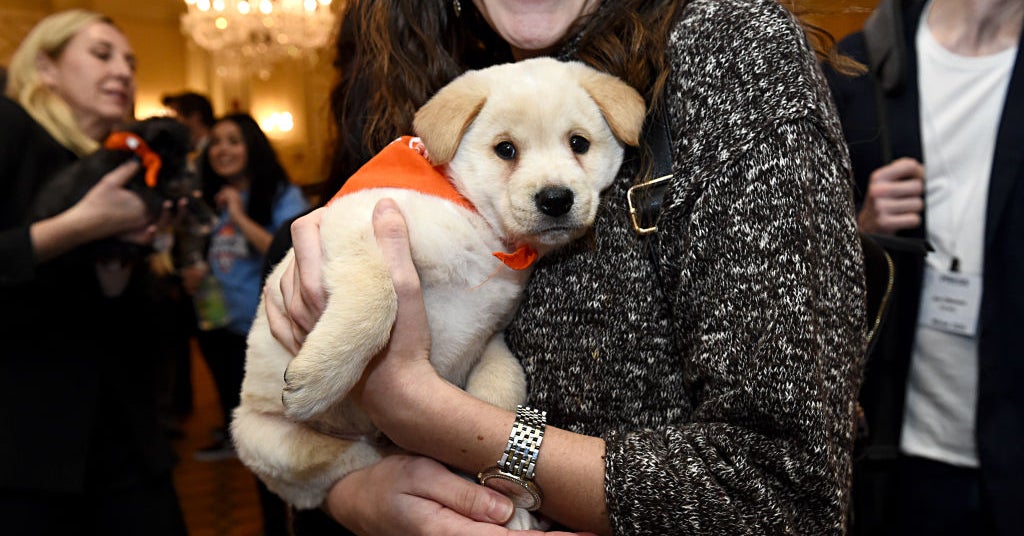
[232, 58, 645, 524]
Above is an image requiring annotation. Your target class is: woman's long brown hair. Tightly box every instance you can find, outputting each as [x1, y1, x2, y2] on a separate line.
[320, 0, 851, 200]
[320, 0, 685, 199]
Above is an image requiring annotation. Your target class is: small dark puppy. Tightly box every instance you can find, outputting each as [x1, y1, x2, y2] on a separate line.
[31, 116, 215, 264]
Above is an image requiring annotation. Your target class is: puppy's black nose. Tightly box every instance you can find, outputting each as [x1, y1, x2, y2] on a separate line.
[535, 187, 575, 217]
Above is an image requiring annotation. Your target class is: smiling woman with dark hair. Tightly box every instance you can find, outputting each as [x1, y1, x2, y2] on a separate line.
[183, 113, 309, 464]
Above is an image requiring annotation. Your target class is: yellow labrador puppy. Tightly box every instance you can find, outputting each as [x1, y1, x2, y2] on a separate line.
[232, 57, 645, 523]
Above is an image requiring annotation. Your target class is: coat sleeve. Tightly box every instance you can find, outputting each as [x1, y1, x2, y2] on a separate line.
[604, 117, 865, 534]
[601, 1, 866, 533]
[0, 98, 42, 286]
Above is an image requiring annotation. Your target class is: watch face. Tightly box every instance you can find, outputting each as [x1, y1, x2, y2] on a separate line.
[483, 474, 540, 510]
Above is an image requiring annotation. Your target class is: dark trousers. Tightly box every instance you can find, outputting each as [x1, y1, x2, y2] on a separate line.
[896, 456, 997, 536]
[195, 327, 246, 430]
[154, 284, 196, 426]
[0, 473, 186, 536]
[196, 327, 294, 534]
[259, 478, 291, 536]
[292, 506, 357, 535]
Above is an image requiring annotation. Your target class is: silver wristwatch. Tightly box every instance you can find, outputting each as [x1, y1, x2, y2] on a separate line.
[477, 405, 547, 511]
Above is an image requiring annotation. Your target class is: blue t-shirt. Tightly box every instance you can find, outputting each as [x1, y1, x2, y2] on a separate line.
[207, 184, 308, 335]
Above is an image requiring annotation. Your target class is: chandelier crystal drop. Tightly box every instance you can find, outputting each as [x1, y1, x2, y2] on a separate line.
[181, 0, 336, 76]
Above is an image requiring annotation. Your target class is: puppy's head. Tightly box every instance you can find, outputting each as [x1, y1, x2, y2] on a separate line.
[413, 57, 645, 254]
[120, 117, 217, 235]
[125, 117, 193, 198]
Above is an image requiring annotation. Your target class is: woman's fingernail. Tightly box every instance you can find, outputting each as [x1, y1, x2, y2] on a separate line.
[374, 198, 399, 215]
[488, 496, 513, 523]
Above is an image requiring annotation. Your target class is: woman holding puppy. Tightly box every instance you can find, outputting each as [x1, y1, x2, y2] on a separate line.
[269, 0, 866, 534]
[0, 9, 187, 535]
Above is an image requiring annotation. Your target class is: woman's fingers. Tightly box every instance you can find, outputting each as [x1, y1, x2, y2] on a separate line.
[399, 457, 515, 525]
[264, 265, 301, 355]
[371, 198, 429, 357]
[289, 208, 328, 334]
[100, 160, 141, 187]
[79, 160, 151, 241]
[327, 456, 595, 536]
[328, 457, 509, 534]
[353, 199, 438, 435]
[859, 157, 926, 234]
[264, 208, 329, 354]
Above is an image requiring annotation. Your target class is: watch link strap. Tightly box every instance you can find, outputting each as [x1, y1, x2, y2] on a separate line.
[498, 405, 547, 479]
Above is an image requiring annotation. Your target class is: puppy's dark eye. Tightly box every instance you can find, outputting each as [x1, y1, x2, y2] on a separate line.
[494, 141, 516, 161]
[570, 135, 590, 154]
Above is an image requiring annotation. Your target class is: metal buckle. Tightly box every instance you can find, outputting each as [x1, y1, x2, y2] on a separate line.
[626, 174, 672, 235]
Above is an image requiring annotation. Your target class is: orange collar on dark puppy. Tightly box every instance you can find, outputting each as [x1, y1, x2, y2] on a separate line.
[104, 131, 163, 188]
[332, 136, 537, 270]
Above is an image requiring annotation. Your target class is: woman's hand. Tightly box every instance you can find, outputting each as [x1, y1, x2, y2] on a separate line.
[357, 199, 440, 434]
[360, 200, 613, 535]
[31, 161, 156, 262]
[265, 207, 329, 354]
[268, 199, 439, 416]
[180, 261, 209, 296]
[215, 185, 245, 221]
[857, 157, 925, 234]
[121, 198, 176, 246]
[76, 160, 154, 241]
[325, 455, 596, 536]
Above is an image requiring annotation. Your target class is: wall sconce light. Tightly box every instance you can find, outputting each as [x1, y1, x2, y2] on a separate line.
[135, 100, 171, 121]
[260, 111, 294, 134]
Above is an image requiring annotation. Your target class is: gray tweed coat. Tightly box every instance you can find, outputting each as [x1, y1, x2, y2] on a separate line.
[505, 0, 867, 534]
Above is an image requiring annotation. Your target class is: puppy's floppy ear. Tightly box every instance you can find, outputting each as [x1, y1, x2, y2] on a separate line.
[571, 63, 647, 147]
[413, 70, 489, 165]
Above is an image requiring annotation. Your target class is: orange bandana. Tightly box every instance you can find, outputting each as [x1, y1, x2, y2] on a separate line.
[104, 131, 162, 188]
[331, 136, 537, 270]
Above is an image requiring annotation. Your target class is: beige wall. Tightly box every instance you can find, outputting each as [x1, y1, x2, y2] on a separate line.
[0, 0, 334, 186]
[801, 0, 881, 40]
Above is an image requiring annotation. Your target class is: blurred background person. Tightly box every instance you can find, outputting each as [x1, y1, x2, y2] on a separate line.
[185, 112, 308, 459]
[182, 112, 307, 533]
[147, 90, 217, 441]
[825, 0, 1024, 534]
[162, 90, 214, 171]
[0, 9, 187, 535]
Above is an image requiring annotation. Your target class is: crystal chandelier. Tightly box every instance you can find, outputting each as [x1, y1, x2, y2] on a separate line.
[181, 0, 337, 76]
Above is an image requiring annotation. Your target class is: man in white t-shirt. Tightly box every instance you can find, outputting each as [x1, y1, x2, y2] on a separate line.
[826, 0, 1023, 534]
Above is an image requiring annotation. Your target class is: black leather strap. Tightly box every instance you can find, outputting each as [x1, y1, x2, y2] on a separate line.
[648, 105, 674, 184]
[630, 106, 674, 232]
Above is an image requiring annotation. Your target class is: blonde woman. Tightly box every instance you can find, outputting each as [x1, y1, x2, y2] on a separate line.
[0, 10, 186, 535]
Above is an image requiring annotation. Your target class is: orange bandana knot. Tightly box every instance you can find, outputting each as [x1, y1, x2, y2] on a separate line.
[493, 245, 538, 271]
[104, 131, 162, 188]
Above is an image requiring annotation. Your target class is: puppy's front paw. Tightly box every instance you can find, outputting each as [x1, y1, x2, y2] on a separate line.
[281, 360, 333, 421]
[504, 508, 549, 531]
